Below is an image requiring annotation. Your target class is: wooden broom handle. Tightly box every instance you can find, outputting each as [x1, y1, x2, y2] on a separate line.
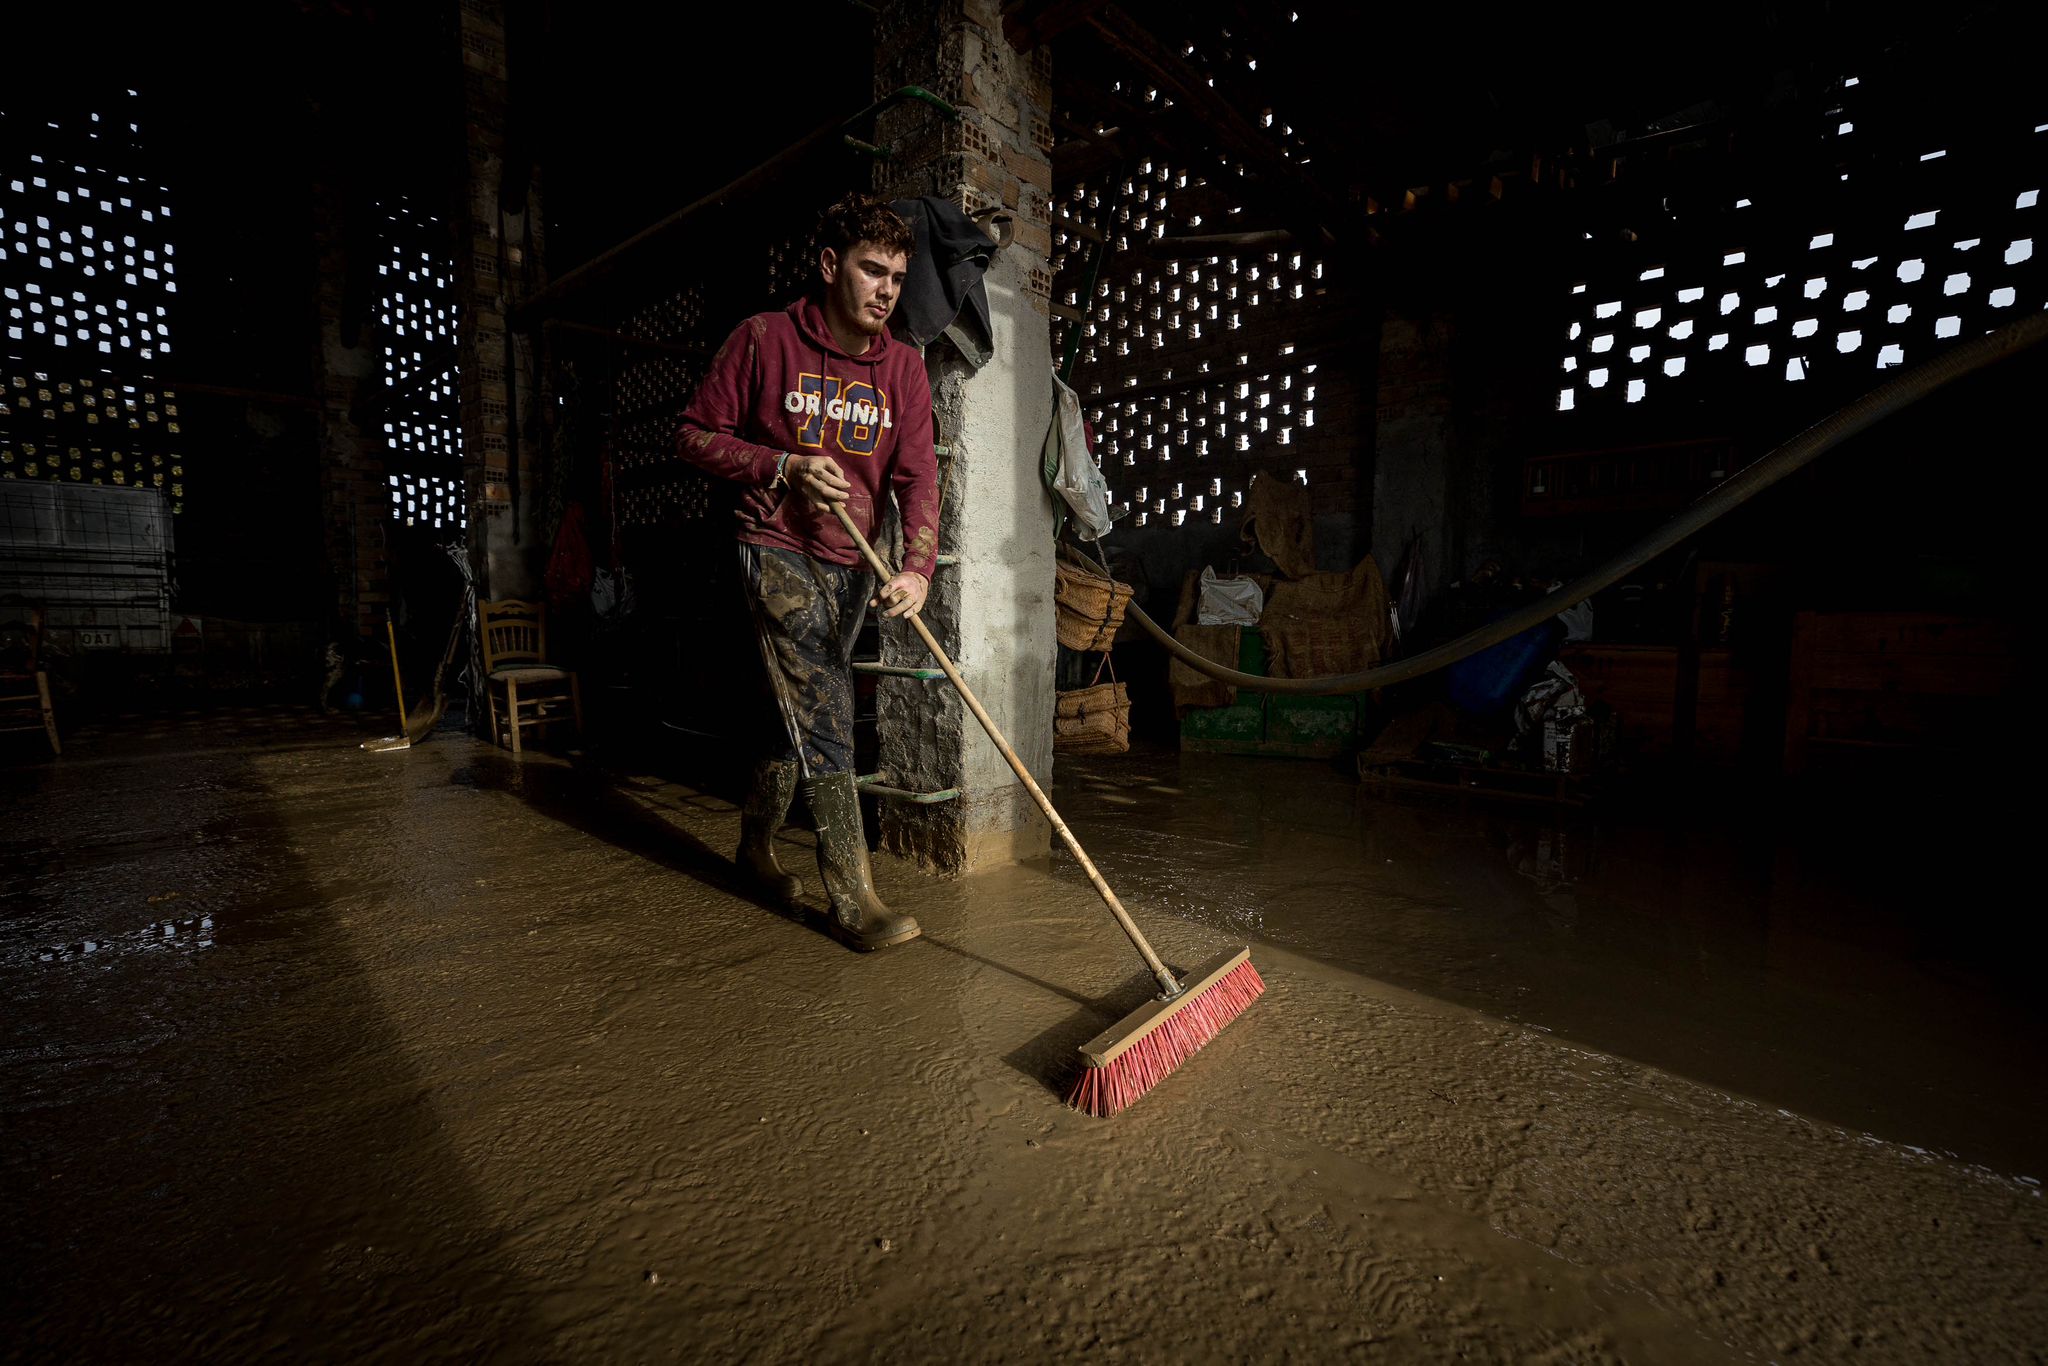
[385, 612, 410, 734]
[830, 503, 1181, 996]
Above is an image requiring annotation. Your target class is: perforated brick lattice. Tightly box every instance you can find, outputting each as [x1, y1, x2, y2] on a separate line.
[387, 471, 464, 531]
[377, 198, 464, 531]
[1053, 235, 1325, 364]
[1083, 360, 1319, 527]
[1, 93, 184, 508]
[1, 93, 176, 361]
[613, 285, 711, 528]
[1556, 78, 2045, 414]
[765, 230, 814, 306]
[1, 371, 184, 501]
[1050, 153, 1331, 530]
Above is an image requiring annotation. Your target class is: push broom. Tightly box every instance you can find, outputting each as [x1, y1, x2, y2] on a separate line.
[362, 580, 469, 754]
[361, 611, 412, 753]
[831, 504, 1264, 1116]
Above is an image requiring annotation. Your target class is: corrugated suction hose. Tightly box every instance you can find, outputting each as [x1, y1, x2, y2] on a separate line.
[1121, 309, 2048, 695]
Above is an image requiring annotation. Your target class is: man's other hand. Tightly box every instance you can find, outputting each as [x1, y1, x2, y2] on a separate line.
[876, 571, 929, 619]
[790, 454, 852, 509]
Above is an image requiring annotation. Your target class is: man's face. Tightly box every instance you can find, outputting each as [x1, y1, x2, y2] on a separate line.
[821, 241, 909, 339]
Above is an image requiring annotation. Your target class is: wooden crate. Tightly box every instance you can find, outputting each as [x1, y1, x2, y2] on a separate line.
[1358, 754, 1589, 806]
[1559, 643, 1751, 763]
[1784, 613, 2019, 774]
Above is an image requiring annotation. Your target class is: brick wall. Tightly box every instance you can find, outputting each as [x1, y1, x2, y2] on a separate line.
[455, 0, 546, 599]
[1050, 174, 1375, 614]
[872, 0, 1055, 304]
[312, 177, 388, 637]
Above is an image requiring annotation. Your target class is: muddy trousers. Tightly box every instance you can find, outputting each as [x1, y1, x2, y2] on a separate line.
[738, 543, 917, 950]
[738, 543, 872, 779]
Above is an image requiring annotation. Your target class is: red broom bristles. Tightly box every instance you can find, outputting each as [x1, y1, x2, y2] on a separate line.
[1064, 957, 1266, 1117]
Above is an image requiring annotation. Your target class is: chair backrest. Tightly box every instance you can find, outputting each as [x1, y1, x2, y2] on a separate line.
[480, 598, 546, 672]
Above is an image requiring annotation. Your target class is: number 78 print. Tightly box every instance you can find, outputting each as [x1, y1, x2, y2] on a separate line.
[787, 373, 891, 456]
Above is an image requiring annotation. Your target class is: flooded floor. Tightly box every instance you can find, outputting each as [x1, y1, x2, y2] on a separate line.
[4, 710, 2043, 1361]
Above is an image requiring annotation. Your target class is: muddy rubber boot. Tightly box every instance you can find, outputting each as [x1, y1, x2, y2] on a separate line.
[801, 772, 921, 951]
[736, 759, 803, 904]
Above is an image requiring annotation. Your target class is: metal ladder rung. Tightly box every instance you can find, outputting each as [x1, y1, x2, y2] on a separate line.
[856, 774, 959, 804]
[852, 661, 946, 681]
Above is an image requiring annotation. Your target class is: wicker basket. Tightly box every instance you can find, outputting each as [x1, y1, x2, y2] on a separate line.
[1055, 560, 1134, 652]
[1054, 680, 1131, 754]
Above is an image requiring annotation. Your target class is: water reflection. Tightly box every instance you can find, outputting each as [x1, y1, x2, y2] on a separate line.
[1052, 746, 2048, 1174]
[34, 913, 215, 964]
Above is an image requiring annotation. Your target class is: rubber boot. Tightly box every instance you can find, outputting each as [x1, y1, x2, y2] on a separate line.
[801, 772, 921, 951]
[736, 758, 803, 904]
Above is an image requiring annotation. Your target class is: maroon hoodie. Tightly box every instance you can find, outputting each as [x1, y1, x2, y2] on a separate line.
[676, 295, 940, 579]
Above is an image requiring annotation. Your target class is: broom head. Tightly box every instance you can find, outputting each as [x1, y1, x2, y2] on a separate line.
[1065, 946, 1265, 1117]
[359, 694, 447, 754]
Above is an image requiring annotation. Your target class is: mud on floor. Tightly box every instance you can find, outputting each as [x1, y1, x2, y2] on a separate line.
[3, 716, 2043, 1361]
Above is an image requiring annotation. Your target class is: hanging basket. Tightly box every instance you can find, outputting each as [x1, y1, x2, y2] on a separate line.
[1054, 680, 1131, 755]
[1055, 560, 1134, 652]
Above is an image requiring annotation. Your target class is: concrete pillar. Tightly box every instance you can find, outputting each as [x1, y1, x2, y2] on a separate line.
[311, 176, 387, 638]
[870, 0, 1059, 874]
[456, 0, 545, 600]
[1372, 310, 1460, 593]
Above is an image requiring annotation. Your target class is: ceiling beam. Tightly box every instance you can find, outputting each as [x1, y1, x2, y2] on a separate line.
[1078, 5, 1362, 244]
[1001, 0, 1112, 52]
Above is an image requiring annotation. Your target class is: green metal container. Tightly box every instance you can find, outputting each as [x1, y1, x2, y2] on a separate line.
[1179, 627, 1362, 758]
[1265, 692, 1360, 755]
[1181, 697, 1267, 750]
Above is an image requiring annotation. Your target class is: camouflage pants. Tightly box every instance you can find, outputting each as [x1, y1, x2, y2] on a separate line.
[739, 543, 871, 778]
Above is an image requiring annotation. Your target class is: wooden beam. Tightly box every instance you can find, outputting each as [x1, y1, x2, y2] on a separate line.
[1070, 306, 1369, 401]
[511, 113, 850, 326]
[147, 377, 320, 410]
[1048, 82, 1190, 181]
[544, 319, 711, 359]
[376, 345, 463, 409]
[1002, 0, 1111, 52]
[1142, 227, 1297, 257]
[1081, 5, 1360, 241]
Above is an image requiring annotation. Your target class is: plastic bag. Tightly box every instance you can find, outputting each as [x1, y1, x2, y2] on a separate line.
[1391, 529, 1428, 641]
[1555, 591, 1594, 642]
[1196, 565, 1264, 625]
[591, 565, 635, 621]
[1046, 370, 1114, 540]
[1514, 660, 1585, 735]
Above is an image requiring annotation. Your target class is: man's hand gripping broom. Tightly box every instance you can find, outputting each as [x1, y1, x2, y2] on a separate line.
[828, 504, 1263, 1116]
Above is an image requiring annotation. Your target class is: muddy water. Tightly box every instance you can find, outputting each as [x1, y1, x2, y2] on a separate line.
[1063, 750, 2048, 1181]
[4, 715, 2044, 1361]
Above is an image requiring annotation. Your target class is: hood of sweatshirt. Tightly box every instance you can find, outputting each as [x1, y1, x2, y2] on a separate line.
[788, 294, 897, 366]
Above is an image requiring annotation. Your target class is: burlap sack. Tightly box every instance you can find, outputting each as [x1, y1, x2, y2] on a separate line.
[1245, 470, 1317, 579]
[1169, 623, 1240, 714]
[1259, 556, 1393, 679]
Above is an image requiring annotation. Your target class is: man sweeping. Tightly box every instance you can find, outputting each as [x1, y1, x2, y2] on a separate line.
[676, 194, 939, 951]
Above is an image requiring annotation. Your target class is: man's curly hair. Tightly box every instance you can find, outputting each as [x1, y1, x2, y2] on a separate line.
[813, 193, 915, 264]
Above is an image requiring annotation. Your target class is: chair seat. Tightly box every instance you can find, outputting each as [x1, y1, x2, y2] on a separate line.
[490, 665, 571, 683]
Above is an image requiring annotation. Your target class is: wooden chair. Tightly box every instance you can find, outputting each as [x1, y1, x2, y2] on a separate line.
[0, 606, 61, 755]
[479, 598, 581, 756]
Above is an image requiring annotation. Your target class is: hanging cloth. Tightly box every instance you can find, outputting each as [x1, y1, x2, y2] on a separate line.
[1044, 370, 1115, 539]
[544, 501, 593, 609]
[889, 196, 998, 367]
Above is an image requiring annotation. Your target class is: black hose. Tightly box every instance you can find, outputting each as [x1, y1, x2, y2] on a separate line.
[1124, 309, 2048, 695]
